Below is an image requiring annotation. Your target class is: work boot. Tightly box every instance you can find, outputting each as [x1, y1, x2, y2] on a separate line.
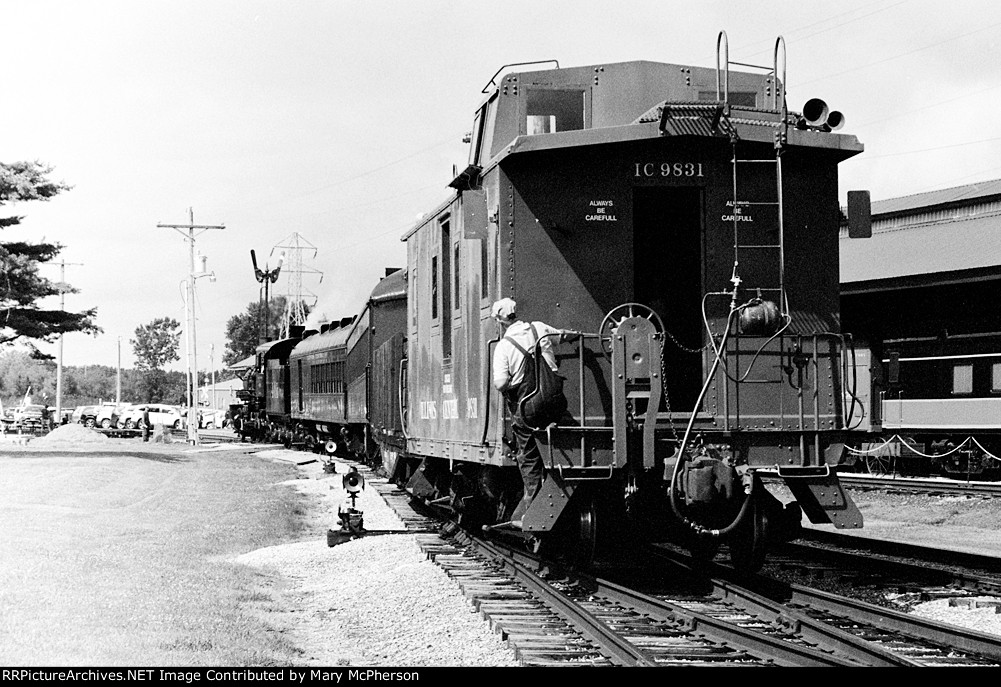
[774, 501, 803, 541]
[510, 495, 533, 524]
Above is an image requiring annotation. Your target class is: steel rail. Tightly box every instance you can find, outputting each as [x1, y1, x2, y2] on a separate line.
[640, 549, 911, 666]
[470, 536, 658, 667]
[652, 543, 1001, 664]
[790, 527, 1001, 581]
[837, 473, 1001, 498]
[469, 529, 863, 666]
[760, 470, 1001, 498]
[592, 575, 873, 666]
[778, 581, 1001, 662]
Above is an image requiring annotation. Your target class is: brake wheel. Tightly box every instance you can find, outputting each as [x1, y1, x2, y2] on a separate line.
[598, 302, 664, 358]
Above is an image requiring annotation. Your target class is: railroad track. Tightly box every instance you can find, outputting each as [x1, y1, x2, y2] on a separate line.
[839, 473, 1001, 498]
[648, 545, 1001, 667]
[354, 461, 1001, 667]
[772, 528, 1001, 597]
[761, 470, 1001, 498]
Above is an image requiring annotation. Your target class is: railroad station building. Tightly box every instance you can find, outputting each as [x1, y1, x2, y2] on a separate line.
[195, 377, 245, 413]
[840, 178, 1001, 399]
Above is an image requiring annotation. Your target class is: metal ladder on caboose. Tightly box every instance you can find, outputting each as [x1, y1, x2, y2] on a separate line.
[717, 31, 790, 314]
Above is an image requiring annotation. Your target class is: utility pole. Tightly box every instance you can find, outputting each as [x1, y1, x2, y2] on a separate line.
[157, 208, 223, 445]
[116, 336, 122, 404]
[182, 281, 192, 431]
[49, 260, 83, 426]
[210, 343, 216, 413]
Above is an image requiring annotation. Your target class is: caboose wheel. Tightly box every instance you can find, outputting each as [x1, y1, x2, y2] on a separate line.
[687, 535, 721, 566]
[530, 495, 598, 569]
[727, 491, 769, 574]
[573, 499, 598, 568]
[598, 302, 665, 358]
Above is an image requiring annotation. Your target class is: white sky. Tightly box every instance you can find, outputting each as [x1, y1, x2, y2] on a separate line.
[4, 0, 1000, 373]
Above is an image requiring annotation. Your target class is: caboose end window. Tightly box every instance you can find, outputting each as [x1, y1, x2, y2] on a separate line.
[525, 89, 585, 134]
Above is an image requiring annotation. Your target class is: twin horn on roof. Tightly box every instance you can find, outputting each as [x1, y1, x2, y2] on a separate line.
[799, 98, 845, 132]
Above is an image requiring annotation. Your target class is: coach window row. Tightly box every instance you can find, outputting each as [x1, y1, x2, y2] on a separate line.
[310, 361, 344, 394]
[951, 362, 1001, 395]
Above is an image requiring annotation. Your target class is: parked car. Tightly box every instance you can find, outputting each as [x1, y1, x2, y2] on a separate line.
[124, 404, 184, 430]
[80, 402, 120, 429]
[72, 405, 97, 424]
[113, 403, 135, 428]
[96, 403, 122, 429]
[12, 404, 48, 431]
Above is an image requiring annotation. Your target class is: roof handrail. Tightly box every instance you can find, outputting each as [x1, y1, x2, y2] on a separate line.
[716, 31, 729, 103]
[773, 35, 787, 116]
[482, 60, 560, 93]
[717, 30, 786, 118]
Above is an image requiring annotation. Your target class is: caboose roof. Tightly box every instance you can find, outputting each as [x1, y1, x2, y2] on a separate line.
[499, 109, 863, 160]
[403, 57, 863, 242]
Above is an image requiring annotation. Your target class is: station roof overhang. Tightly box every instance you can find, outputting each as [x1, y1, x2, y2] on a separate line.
[841, 265, 1001, 296]
[227, 354, 256, 371]
[841, 211, 1001, 294]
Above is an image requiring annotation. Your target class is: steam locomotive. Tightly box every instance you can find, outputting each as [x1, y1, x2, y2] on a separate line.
[238, 33, 878, 572]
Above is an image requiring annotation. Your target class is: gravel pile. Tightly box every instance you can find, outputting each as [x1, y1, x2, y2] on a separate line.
[29, 423, 113, 446]
[235, 457, 520, 667]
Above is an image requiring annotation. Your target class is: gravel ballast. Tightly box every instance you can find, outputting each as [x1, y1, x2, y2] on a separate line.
[235, 455, 520, 667]
[245, 452, 1001, 663]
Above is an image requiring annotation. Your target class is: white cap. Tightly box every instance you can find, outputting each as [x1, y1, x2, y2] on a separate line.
[490, 298, 517, 319]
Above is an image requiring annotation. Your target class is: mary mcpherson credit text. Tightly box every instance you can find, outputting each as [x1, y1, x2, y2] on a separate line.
[1, 669, 421, 683]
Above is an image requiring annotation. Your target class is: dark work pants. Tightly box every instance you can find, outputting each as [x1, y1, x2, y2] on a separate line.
[506, 387, 544, 513]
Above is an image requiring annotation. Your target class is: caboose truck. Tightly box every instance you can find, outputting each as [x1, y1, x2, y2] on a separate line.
[391, 32, 875, 572]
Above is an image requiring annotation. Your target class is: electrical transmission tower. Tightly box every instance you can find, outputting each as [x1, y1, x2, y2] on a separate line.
[271, 233, 323, 339]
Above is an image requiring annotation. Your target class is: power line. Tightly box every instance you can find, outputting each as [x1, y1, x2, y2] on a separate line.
[848, 135, 1001, 160]
[271, 232, 323, 338]
[252, 134, 461, 209]
[156, 208, 224, 445]
[732, 0, 909, 61]
[793, 17, 1001, 89]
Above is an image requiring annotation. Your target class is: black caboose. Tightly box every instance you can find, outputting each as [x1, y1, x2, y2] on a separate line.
[393, 36, 874, 569]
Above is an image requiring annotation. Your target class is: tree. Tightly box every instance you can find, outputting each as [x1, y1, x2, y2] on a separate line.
[132, 317, 181, 403]
[0, 349, 55, 406]
[223, 295, 308, 366]
[0, 161, 100, 358]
